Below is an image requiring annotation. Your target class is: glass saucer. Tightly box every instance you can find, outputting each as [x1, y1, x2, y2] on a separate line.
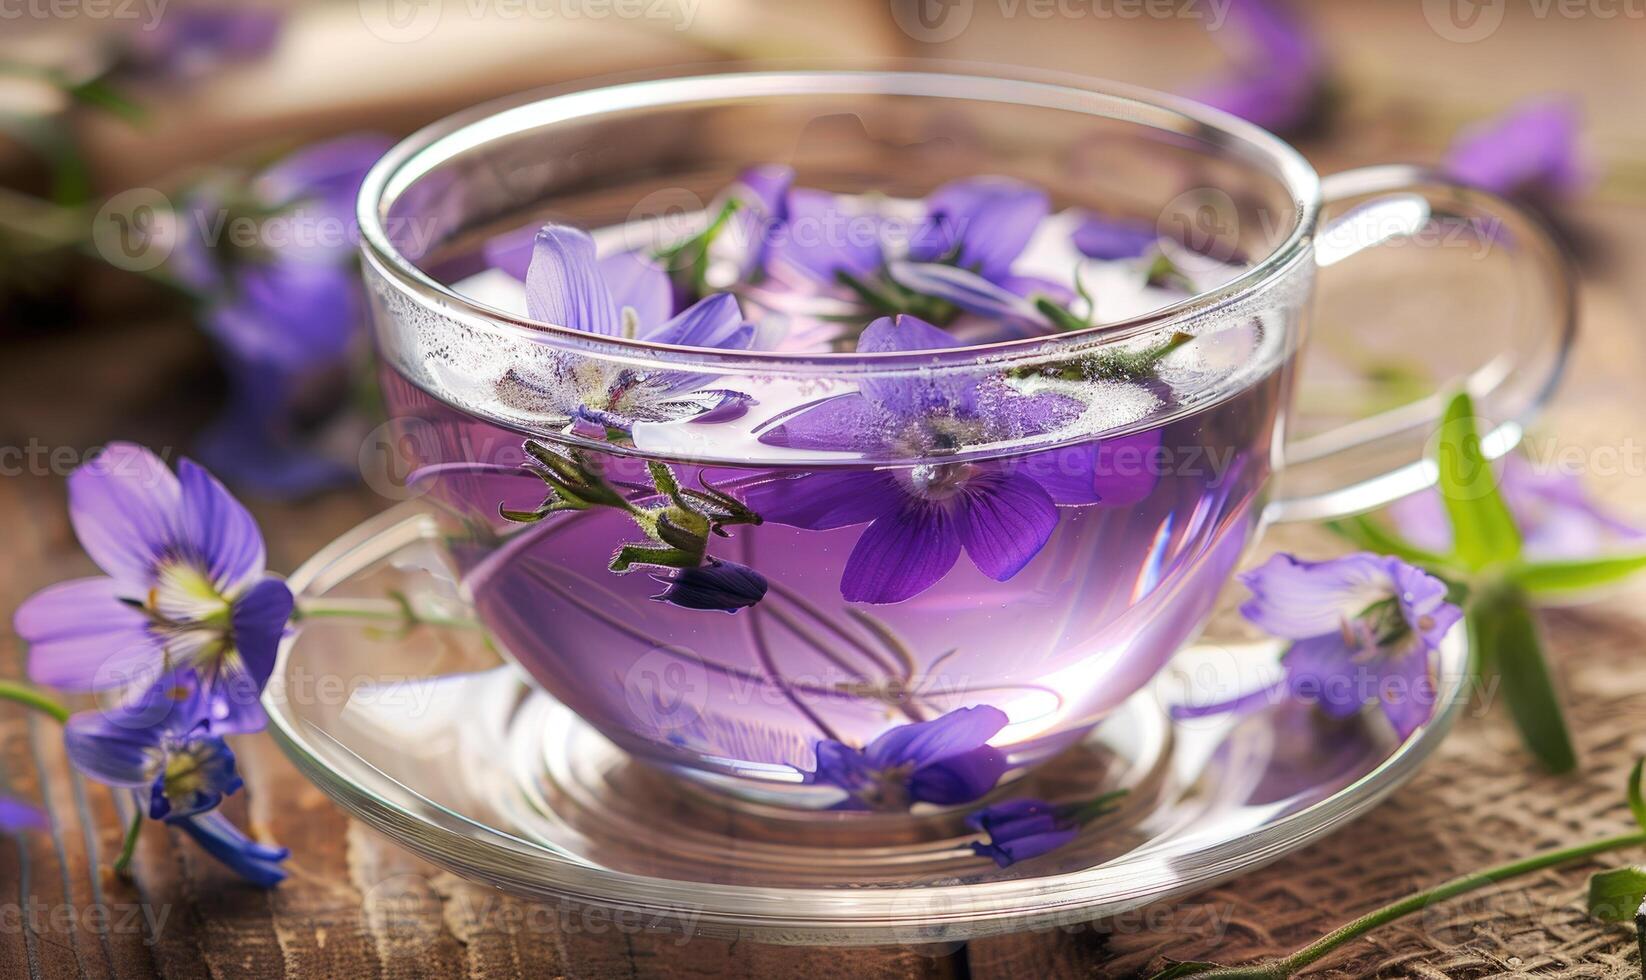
[264, 503, 1468, 946]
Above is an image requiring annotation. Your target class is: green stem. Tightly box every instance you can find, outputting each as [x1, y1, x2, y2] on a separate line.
[291, 597, 480, 632]
[1187, 831, 1646, 978]
[0, 681, 70, 724]
[112, 810, 143, 878]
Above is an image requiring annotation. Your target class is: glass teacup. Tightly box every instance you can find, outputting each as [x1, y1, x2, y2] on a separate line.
[358, 70, 1572, 810]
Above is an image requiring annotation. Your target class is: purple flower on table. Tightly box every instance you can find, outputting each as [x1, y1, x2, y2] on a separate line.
[1193, 0, 1327, 135]
[12, 444, 293, 733]
[174, 134, 391, 496]
[744, 315, 1084, 603]
[1443, 98, 1587, 202]
[967, 799, 1079, 867]
[0, 798, 46, 835]
[812, 705, 1009, 811]
[1388, 454, 1641, 561]
[500, 223, 756, 430]
[1240, 552, 1462, 739]
[123, 5, 283, 80]
[63, 676, 242, 821]
[714, 164, 795, 284]
[650, 558, 768, 613]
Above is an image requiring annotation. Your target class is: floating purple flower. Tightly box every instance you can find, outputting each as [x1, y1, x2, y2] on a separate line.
[63, 676, 242, 821]
[715, 164, 795, 283]
[1193, 0, 1326, 135]
[13, 444, 293, 733]
[124, 5, 283, 80]
[650, 558, 768, 613]
[1443, 98, 1587, 202]
[1240, 552, 1462, 739]
[812, 705, 1009, 811]
[1388, 455, 1640, 561]
[968, 798, 1079, 867]
[1072, 214, 1159, 261]
[745, 315, 1085, 603]
[175, 134, 392, 496]
[0, 798, 46, 835]
[498, 224, 755, 430]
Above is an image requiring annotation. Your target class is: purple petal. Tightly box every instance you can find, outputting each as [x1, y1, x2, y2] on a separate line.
[126, 6, 284, 78]
[1379, 645, 1438, 741]
[63, 709, 161, 786]
[723, 164, 794, 277]
[980, 391, 1087, 443]
[841, 500, 964, 603]
[525, 225, 620, 335]
[863, 705, 1009, 769]
[1000, 274, 1076, 307]
[256, 133, 391, 218]
[206, 257, 362, 369]
[1281, 633, 1367, 718]
[16, 578, 159, 690]
[68, 443, 182, 586]
[910, 746, 1009, 806]
[1444, 98, 1586, 199]
[910, 178, 1047, 281]
[213, 577, 294, 733]
[972, 827, 1079, 867]
[1072, 214, 1158, 260]
[1391, 561, 1461, 651]
[177, 459, 266, 594]
[600, 250, 673, 327]
[957, 469, 1059, 581]
[856, 316, 980, 419]
[0, 798, 46, 835]
[1238, 552, 1395, 639]
[177, 811, 289, 887]
[1193, 0, 1324, 133]
[754, 393, 889, 453]
[966, 797, 1060, 835]
[770, 188, 885, 283]
[482, 223, 537, 280]
[642, 293, 752, 350]
[737, 470, 900, 530]
[1029, 430, 1164, 506]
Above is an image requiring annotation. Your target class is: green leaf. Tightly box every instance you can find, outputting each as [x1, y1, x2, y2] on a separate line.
[1434, 392, 1521, 570]
[1469, 585, 1576, 772]
[1509, 551, 1646, 598]
[1629, 759, 1646, 833]
[1587, 867, 1646, 923]
[1326, 514, 1451, 568]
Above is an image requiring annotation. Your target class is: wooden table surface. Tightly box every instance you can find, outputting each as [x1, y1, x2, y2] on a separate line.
[7, 5, 1646, 977]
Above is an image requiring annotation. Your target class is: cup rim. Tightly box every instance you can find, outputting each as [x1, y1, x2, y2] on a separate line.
[357, 68, 1322, 370]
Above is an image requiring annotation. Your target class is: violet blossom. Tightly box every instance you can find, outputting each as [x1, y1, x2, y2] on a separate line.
[1193, 0, 1327, 135]
[811, 705, 1009, 811]
[1239, 552, 1462, 739]
[967, 798, 1079, 867]
[497, 224, 756, 430]
[1071, 214, 1159, 261]
[12, 444, 294, 733]
[63, 674, 242, 822]
[0, 798, 46, 835]
[175, 134, 392, 496]
[1443, 98, 1587, 202]
[123, 5, 283, 80]
[743, 315, 1088, 603]
[1388, 454, 1641, 561]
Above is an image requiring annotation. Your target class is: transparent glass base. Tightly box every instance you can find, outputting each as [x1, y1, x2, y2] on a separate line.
[265, 503, 1468, 945]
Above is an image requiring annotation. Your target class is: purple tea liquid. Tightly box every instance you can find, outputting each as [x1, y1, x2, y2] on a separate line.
[378, 361, 1287, 788]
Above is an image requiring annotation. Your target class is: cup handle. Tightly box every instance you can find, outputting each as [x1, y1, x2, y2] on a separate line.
[1264, 164, 1578, 524]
